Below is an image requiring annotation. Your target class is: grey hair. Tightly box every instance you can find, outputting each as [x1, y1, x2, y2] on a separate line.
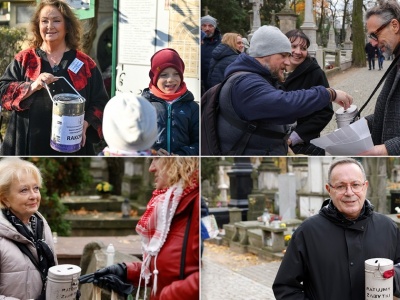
[366, 0, 400, 24]
[327, 157, 367, 184]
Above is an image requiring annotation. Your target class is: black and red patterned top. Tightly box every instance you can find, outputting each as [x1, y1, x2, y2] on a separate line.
[0, 48, 109, 155]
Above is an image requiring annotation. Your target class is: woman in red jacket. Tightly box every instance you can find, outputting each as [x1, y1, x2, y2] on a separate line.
[91, 157, 199, 300]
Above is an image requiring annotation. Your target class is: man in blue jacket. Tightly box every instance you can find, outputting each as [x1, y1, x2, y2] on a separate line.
[217, 25, 353, 155]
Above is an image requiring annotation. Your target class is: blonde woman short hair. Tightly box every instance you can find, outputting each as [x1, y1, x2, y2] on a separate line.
[0, 158, 42, 209]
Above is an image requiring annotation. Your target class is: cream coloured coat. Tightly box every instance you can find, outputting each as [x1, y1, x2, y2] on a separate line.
[0, 210, 57, 300]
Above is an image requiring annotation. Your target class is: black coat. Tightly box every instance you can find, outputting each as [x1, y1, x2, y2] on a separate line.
[365, 47, 400, 154]
[365, 43, 377, 58]
[207, 43, 240, 89]
[273, 200, 400, 300]
[282, 57, 333, 143]
[201, 28, 222, 92]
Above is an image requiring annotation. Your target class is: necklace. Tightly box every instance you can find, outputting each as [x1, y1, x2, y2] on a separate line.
[41, 46, 67, 73]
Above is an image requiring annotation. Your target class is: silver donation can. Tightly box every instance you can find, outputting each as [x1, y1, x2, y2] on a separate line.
[365, 258, 394, 300]
[46, 264, 81, 300]
[50, 93, 85, 153]
[335, 104, 359, 128]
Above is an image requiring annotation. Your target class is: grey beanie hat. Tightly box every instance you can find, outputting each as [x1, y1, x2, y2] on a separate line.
[201, 15, 217, 27]
[103, 94, 158, 152]
[249, 25, 291, 57]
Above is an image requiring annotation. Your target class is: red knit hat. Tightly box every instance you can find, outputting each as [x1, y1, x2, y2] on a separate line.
[149, 48, 185, 86]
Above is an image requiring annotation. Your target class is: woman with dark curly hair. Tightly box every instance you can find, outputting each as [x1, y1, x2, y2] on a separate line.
[0, 0, 108, 155]
[283, 29, 334, 155]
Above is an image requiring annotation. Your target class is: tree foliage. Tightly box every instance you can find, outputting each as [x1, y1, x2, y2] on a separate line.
[28, 158, 93, 236]
[201, 0, 285, 37]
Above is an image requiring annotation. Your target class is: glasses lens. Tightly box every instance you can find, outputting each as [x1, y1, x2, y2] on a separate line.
[368, 33, 378, 41]
[333, 182, 364, 193]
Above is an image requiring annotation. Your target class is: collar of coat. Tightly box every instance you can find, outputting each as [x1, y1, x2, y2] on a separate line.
[319, 199, 374, 229]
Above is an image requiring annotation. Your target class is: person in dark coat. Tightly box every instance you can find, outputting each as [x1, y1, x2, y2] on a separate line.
[207, 32, 243, 88]
[273, 157, 400, 300]
[362, 1, 400, 155]
[365, 41, 377, 70]
[201, 15, 221, 94]
[283, 29, 333, 155]
[141, 48, 199, 156]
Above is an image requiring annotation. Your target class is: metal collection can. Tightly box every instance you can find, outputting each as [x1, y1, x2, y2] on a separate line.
[45, 264, 81, 300]
[50, 93, 85, 153]
[365, 258, 393, 300]
[45, 76, 86, 153]
[335, 104, 359, 128]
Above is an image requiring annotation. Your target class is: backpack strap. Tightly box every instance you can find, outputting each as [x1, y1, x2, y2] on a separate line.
[219, 72, 288, 155]
[180, 200, 194, 280]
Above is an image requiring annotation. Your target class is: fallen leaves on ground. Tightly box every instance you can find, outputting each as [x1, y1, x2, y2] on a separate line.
[203, 242, 277, 270]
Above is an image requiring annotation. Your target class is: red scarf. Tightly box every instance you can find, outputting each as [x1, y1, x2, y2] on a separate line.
[149, 82, 188, 101]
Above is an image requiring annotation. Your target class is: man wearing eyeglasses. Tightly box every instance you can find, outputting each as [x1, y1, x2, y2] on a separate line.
[273, 157, 400, 300]
[359, 1, 400, 155]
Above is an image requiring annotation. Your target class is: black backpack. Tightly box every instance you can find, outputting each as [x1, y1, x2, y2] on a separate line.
[201, 72, 288, 155]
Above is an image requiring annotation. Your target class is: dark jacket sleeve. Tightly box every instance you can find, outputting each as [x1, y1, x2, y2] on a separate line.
[273, 231, 308, 300]
[0, 56, 37, 111]
[288, 68, 333, 142]
[232, 74, 331, 125]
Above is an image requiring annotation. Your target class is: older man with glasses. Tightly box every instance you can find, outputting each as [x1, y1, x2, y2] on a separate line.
[273, 157, 400, 300]
[358, 0, 400, 155]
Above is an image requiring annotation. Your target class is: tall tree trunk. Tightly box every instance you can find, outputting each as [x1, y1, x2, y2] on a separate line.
[364, 158, 387, 213]
[340, 0, 349, 43]
[106, 158, 124, 195]
[351, 0, 365, 67]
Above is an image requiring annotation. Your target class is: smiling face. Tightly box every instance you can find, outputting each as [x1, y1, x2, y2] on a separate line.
[366, 15, 400, 56]
[236, 35, 244, 52]
[325, 162, 368, 220]
[2, 172, 41, 224]
[156, 67, 182, 94]
[39, 5, 67, 46]
[149, 158, 169, 190]
[289, 37, 308, 69]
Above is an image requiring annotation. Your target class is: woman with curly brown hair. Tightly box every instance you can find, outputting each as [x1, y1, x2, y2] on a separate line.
[81, 157, 200, 300]
[0, 0, 108, 155]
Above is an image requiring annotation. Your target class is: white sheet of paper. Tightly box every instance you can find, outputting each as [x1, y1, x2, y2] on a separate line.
[310, 117, 374, 155]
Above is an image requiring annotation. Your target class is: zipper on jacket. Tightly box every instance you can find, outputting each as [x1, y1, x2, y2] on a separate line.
[167, 104, 172, 153]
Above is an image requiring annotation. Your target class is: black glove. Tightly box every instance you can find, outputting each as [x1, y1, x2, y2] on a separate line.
[79, 263, 134, 296]
[94, 263, 127, 280]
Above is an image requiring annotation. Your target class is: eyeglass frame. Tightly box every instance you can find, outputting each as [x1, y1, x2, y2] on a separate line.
[368, 19, 393, 41]
[328, 181, 366, 194]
